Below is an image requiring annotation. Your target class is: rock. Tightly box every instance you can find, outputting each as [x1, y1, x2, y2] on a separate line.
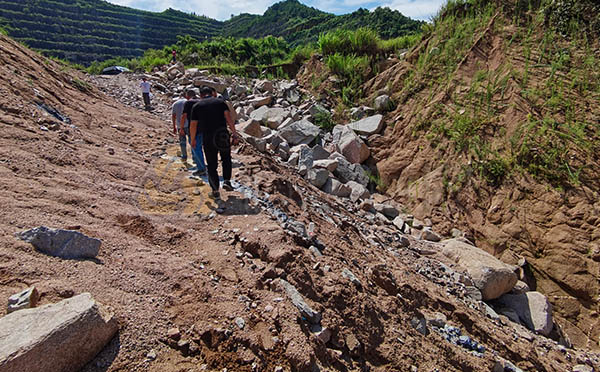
[248, 96, 272, 109]
[234, 317, 245, 330]
[238, 119, 263, 138]
[308, 103, 327, 117]
[373, 204, 399, 219]
[0, 293, 118, 372]
[496, 292, 554, 336]
[322, 178, 351, 197]
[332, 125, 369, 164]
[426, 312, 447, 328]
[256, 80, 274, 93]
[484, 303, 500, 320]
[167, 327, 181, 341]
[284, 88, 300, 104]
[420, 227, 441, 242]
[146, 350, 157, 361]
[342, 268, 362, 287]
[309, 246, 323, 257]
[250, 107, 288, 129]
[573, 365, 594, 372]
[312, 159, 338, 172]
[17, 226, 101, 259]
[451, 228, 464, 238]
[410, 316, 429, 336]
[310, 324, 331, 344]
[278, 119, 320, 146]
[492, 359, 524, 372]
[348, 114, 384, 136]
[332, 155, 369, 187]
[193, 78, 226, 93]
[311, 145, 330, 160]
[374, 95, 395, 112]
[359, 199, 375, 212]
[278, 279, 321, 325]
[307, 168, 329, 188]
[392, 217, 406, 231]
[7, 287, 39, 314]
[511, 280, 530, 294]
[440, 239, 518, 301]
[347, 181, 370, 202]
[240, 133, 267, 152]
[297, 145, 314, 176]
[287, 152, 299, 166]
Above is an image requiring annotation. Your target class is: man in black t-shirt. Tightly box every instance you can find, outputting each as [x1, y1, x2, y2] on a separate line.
[190, 86, 239, 199]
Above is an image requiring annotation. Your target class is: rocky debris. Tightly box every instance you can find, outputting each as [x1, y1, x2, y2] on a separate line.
[435, 324, 485, 355]
[234, 317, 246, 330]
[332, 155, 369, 187]
[278, 279, 321, 325]
[495, 292, 554, 336]
[332, 125, 370, 164]
[7, 287, 39, 314]
[17, 226, 101, 259]
[438, 239, 517, 300]
[374, 94, 395, 112]
[0, 293, 118, 372]
[348, 114, 384, 136]
[312, 159, 338, 172]
[256, 80, 274, 93]
[341, 268, 362, 287]
[374, 203, 399, 219]
[572, 365, 594, 372]
[250, 106, 289, 129]
[248, 96, 273, 109]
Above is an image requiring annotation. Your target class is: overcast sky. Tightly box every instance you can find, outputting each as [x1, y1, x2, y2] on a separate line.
[106, 0, 445, 21]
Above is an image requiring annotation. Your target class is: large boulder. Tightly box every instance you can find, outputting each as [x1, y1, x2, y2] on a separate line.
[439, 239, 518, 301]
[237, 119, 263, 138]
[250, 107, 289, 129]
[278, 119, 320, 146]
[331, 155, 369, 187]
[347, 181, 370, 202]
[256, 80, 274, 93]
[307, 168, 329, 188]
[496, 292, 554, 336]
[322, 178, 351, 197]
[0, 293, 118, 372]
[17, 226, 101, 259]
[248, 96, 272, 108]
[348, 114, 384, 136]
[193, 78, 226, 93]
[332, 125, 370, 164]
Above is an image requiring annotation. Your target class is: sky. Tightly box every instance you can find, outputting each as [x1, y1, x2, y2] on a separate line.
[106, 0, 446, 22]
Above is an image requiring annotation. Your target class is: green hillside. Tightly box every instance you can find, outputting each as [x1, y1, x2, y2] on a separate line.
[0, 0, 423, 65]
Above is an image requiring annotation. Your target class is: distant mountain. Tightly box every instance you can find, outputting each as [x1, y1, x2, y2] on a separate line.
[0, 0, 423, 64]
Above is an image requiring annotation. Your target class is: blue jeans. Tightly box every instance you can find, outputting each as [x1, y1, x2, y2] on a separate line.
[186, 127, 206, 171]
[179, 132, 187, 159]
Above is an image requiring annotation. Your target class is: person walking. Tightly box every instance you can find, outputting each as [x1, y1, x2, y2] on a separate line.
[182, 90, 207, 177]
[172, 49, 177, 64]
[140, 77, 151, 110]
[172, 92, 189, 162]
[190, 86, 239, 199]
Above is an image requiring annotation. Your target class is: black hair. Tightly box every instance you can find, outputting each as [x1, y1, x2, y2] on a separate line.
[200, 86, 213, 97]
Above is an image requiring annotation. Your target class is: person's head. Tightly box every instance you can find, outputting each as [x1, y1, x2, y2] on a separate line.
[199, 86, 213, 98]
[142, 77, 147, 82]
[185, 89, 197, 100]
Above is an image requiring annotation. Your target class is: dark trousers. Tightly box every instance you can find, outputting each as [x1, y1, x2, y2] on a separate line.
[202, 129, 232, 191]
[142, 92, 150, 107]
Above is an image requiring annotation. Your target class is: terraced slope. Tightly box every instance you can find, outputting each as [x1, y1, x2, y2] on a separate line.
[0, 0, 423, 65]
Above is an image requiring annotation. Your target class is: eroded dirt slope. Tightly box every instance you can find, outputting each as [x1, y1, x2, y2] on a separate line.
[364, 1, 600, 350]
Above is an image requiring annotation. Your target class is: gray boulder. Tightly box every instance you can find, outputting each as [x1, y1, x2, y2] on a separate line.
[496, 292, 554, 336]
[347, 181, 370, 202]
[307, 168, 329, 188]
[278, 119, 320, 146]
[439, 239, 517, 301]
[17, 226, 101, 259]
[256, 80, 274, 93]
[297, 145, 314, 176]
[374, 203, 399, 219]
[313, 159, 338, 172]
[248, 96, 272, 108]
[250, 107, 288, 129]
[332, 155, 369, 187]
[420, 227, 441, 242]
[193, 78, 226, 93]
[348, 114, 384, 136]
[237, 119, 263, 138]
[332, 125, 370, 164]
[0, 293, 118, 372]
[322, 178, 351, 197]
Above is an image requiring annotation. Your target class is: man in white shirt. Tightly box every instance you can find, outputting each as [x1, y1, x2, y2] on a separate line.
[140, 77, 151, 109]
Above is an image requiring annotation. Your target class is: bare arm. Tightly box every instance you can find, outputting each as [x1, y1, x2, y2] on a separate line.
[171, 113, 177, 134]
[224, 111, 236, 135]
[190, 119, 198, 147]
